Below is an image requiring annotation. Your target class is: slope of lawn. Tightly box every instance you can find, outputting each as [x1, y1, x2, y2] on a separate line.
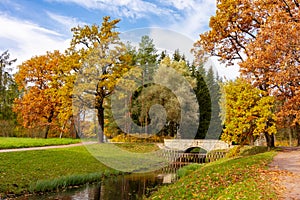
[0, 143, 162, 198]
[0, 145, 118, 198]
[148, 148, 278, 200]
[0, 137, 81, 149]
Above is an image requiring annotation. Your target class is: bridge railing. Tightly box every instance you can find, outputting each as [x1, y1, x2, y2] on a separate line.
[156, 149, 228, 164]
[206, 151, 227, 162]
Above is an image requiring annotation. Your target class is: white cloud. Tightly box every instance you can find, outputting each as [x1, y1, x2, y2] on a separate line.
[46, 0, 215, 39]
[149, 28, 194, 60]
[166, 0, 216, 39]
[0, 0, 23, 11]
[46, 11, 86, 32]
[47, 0, 174, 19]
[47, 0, 98, 8]
[0, 13, 69, 69]
[158, 0, 197, 10]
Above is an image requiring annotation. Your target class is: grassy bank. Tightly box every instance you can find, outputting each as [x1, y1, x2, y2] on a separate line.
[0, 137, 81, 149]
[148, 147, 278, 199]
[0, 143, 162, 198]
[87, 143, 166, 173]
[0, 145, 118, 198]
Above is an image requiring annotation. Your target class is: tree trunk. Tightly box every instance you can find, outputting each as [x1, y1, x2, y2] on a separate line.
[44, 125, 50, 139]
[249, 135, 254, 146]
[264, 132, 275, 148]
[97, 105, 104, 143]
[44, 110, 54, 139]
[94, 183, 101, 200]
[296, 123, 300, 146]
[288, 127, 293, 147]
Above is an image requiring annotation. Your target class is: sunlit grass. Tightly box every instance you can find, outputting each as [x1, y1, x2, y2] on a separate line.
[148, 149, 278, 200]
[0, 137, 81, 149]
[0, 143, 165, 198]
[114, 142, 159, 153]
[87, 143, 167, 173]
[0, 145, 116, 197]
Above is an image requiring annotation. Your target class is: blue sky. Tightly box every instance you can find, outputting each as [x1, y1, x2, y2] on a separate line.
[0, 0, 239, 79]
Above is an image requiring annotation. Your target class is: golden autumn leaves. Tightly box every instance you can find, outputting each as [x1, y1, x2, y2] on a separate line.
[220, 78, 276, 145]
[194, 0, 300, 146]
[13, 16, 128, 140]
[14, 0, 300, 146]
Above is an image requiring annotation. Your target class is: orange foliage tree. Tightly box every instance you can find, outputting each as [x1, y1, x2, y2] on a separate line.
[13, 17, 133, 140]
[194, 0, 300, 146]
[14, 51, 70, 138]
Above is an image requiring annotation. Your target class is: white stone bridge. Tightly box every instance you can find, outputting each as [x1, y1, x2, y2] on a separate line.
[163, 139, 230, 152]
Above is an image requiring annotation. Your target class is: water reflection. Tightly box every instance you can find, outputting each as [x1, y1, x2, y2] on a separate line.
[16, 164, 185, 200]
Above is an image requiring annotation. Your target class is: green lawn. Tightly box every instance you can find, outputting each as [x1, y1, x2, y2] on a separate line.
[0, 145, 117, 198]
[148, 149, 278, 200]
[0, 137, 81, 149]
[0, 143, 163, 198]
[115, 142, 159, 153]
[0, 141, 279, 199]
[86, 143, 166, 173]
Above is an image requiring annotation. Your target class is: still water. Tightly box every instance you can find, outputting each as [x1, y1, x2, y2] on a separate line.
[16, 164, 182, 200]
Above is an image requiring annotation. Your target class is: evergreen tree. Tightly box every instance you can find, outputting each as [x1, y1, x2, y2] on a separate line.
[136, 35, 158, 82]
[193, 65, 211, 139]
[134, 35, 158, 133]
[173, 49, 182, 61]
[205, 66, 222, 139]
[158, 50, 166, 63]
[0, 50, 17, 120]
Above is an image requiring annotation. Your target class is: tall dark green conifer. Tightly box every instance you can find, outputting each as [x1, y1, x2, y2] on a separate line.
[205, 66, 222, 139]
[131, 35, 159, 133]
[137, 35, 158, 82]
[158, 50, 166, 63]
[173, 49, 182, 61]
[194, 65, 211, 139]
[0, 50, 17, 120]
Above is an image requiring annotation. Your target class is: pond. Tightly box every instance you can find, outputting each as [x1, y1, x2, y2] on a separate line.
[15, 163, 184, 200]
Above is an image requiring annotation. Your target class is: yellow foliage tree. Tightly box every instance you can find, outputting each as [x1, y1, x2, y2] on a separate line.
[221, 78, 277, 145]
[70, 16, 132, 142]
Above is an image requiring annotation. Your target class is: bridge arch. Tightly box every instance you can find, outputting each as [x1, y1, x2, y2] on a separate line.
[184, 147, 208, 153]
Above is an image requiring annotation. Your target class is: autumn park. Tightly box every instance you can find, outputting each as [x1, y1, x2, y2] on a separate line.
[1, 0, 300, 199]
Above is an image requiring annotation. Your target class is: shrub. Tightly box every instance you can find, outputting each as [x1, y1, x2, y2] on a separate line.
[110, 134, 165, 143]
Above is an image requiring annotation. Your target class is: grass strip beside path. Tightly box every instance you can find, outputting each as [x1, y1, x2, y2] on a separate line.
[148, 151, 278, 199]
[0, 137, 81, 149]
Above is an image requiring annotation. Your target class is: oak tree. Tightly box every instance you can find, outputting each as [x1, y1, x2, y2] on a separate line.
[194, 0, 300, 146]
[70, 16, 131, 142]
[14, 51, 65, 138]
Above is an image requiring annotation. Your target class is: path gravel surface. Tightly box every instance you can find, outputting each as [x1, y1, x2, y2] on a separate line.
[270, 147, 300, 200]
[0, 141, 97, 153]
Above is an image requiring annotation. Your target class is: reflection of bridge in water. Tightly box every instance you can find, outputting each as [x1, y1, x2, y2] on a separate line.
[157, 139, 230, 164]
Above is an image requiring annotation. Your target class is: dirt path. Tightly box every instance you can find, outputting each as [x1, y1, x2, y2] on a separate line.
[0, 141, 97, 153]
[269, 147, 300, 200]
